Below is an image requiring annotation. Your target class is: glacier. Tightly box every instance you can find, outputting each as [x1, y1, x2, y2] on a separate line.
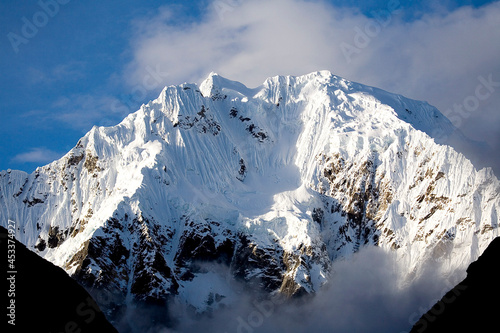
[1, 70, 499, 330]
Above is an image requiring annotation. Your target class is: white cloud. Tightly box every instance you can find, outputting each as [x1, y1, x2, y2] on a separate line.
[28, 61, 87, 85]
[12, 147, 63, 164]
[124, 0, 500, 173]
[20, 93, 132, 138]
[126, 0, 353, 87]
[125, 0, 500, 166]
[48, 93, 130, 131]
[170, 246, 463, 333]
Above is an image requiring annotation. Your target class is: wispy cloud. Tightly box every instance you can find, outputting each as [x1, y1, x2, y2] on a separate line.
[28, 61, 87, 85]
[126, 0, 351, 87]
[162, 246, 463, 333]
[11, 147, 63, 164]
[52, 93, 132, 130]
[22, 93, 130, 133]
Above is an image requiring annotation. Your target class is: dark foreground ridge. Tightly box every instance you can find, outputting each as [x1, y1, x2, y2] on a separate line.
[1, 226, 118, 333]
[410, 237, 500, 332]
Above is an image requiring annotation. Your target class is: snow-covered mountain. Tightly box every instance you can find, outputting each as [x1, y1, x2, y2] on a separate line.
[1, 71, 499, 329]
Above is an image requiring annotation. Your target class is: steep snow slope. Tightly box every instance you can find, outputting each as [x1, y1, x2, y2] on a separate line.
[1, 71, 499, 325]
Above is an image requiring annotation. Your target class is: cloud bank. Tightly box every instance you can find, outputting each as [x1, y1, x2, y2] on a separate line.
[124, 0, 500, 173]
[133, 246, 464, 333]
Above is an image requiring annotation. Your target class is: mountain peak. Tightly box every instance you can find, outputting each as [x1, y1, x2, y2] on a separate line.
[1, 71, 499, 330]
[199, 71, 256, 99]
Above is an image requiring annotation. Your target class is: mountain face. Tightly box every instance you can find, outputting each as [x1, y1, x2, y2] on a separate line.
[1, 71, 499, 329]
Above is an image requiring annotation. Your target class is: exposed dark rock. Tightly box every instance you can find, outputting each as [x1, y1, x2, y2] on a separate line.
[237, 158, 246, 181]
[67, 153, 84, 167]
[64, 240, 90, 272]
[239, 116, 251, 122]
[318, 153, 390, 251]
[233, 234, 285, 292]
[198, 105, 207, 118]
[22, 196, 45, 207]
[177, 107, 221, 135]
[131, 250, 178, 300]
[246, 123, 269, 142]
[84, 154, 101, 174]
[279, 251, 308, 297]
[48, 225, 65, 248]
[312, 207, 324, 224]
[211, 91, 227, 101]
[276, 96, 283, 107]
[13, 178, 28, 198]
[34, 237, 46, 252]
[175, 231, 235, 268]
[229, 107, 238, 118]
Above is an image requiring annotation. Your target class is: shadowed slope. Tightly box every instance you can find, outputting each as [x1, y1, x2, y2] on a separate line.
[411, 237, 500, 332]
[1, 226, 118, 333]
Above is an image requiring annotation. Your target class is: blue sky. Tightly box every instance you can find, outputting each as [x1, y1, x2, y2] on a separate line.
[1, 0, 499, 173]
